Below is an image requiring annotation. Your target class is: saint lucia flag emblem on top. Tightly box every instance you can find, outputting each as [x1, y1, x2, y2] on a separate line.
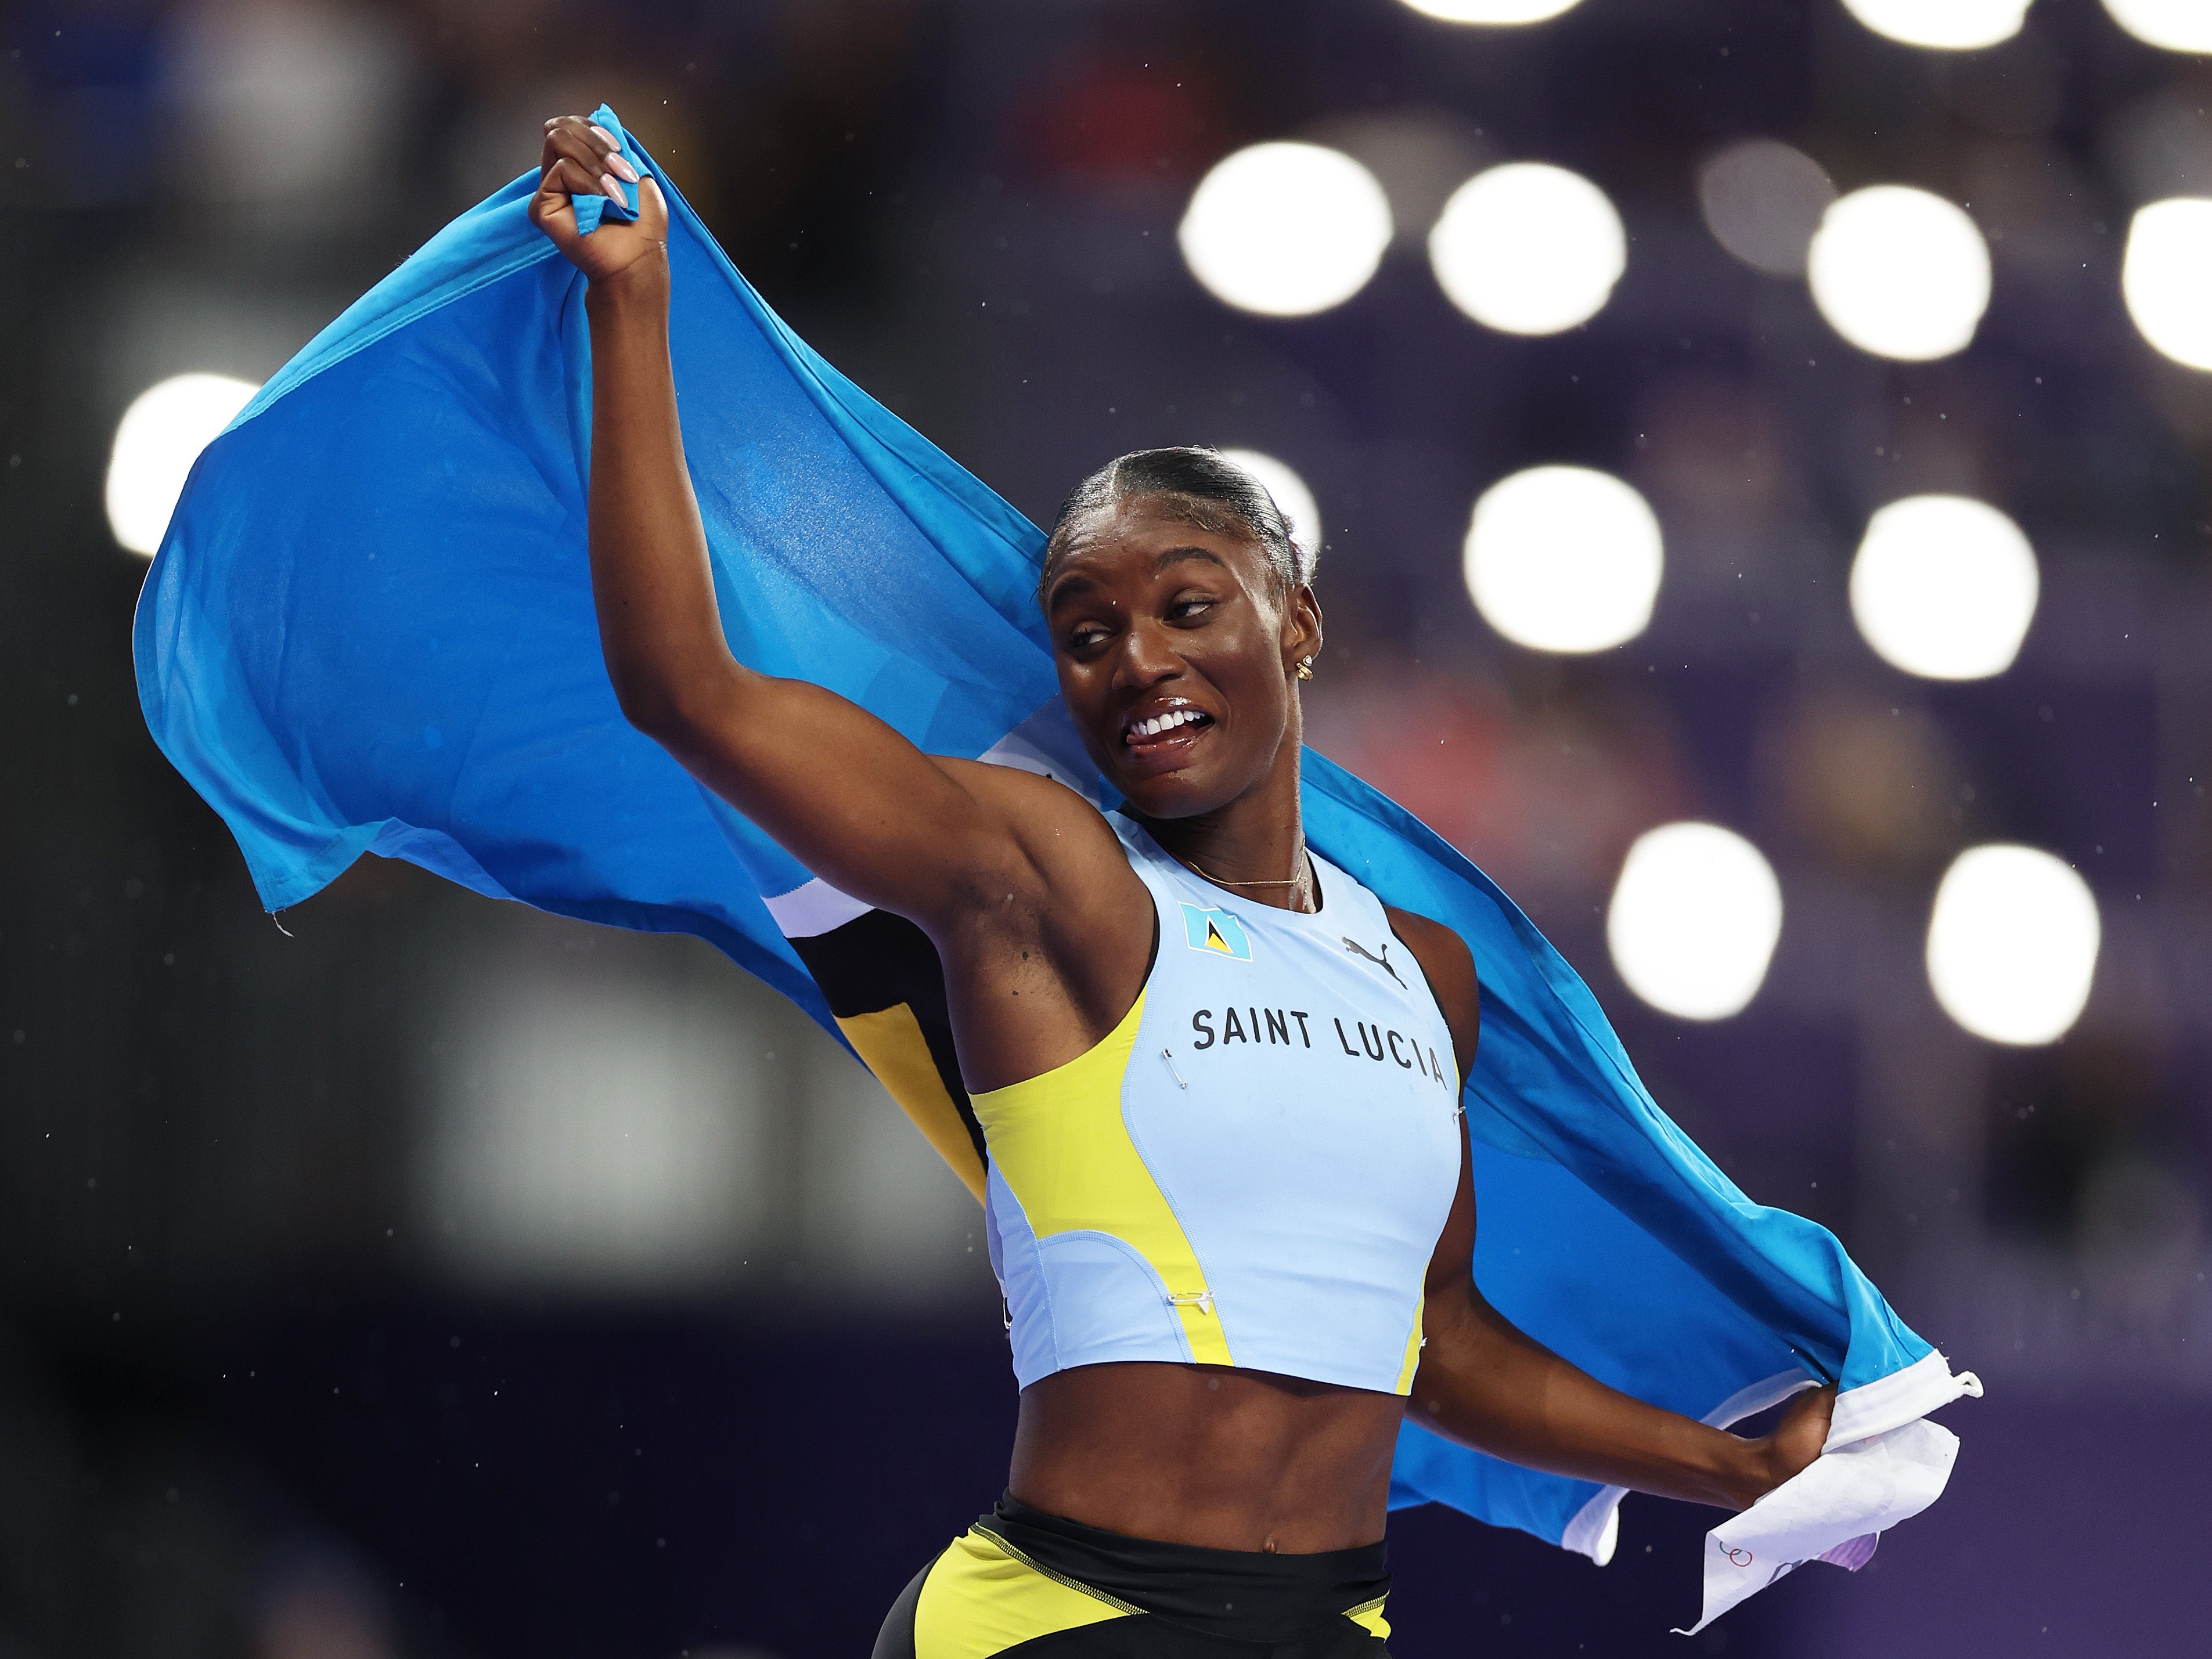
[1180, 903, 1252, 961]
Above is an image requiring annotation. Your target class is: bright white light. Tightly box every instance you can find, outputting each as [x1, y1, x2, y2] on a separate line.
[1463, 466, 1663, 653]
[1219, 449, 1323, 564]
[1807, 186, 1991, 361]
[105, 373, 260, 556]
[1849, 496, 2040, 680]
[1927, 845, 2100, 1045]
[1428, 163, 1627, 335]
[421, 979, 771, 1289]
[1397, 0, 1583, 21]
[2123, 199, 2212, 369]
[1607, 823, 1784, 1021]
[1698, 139, 1835, 277]
[1840, 0, 2030, 49]
[2103, 0, 2212, 53]
[1179, 143, 1393, 317]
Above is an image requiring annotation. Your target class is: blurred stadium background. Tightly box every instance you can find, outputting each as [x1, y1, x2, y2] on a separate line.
[6, 0, 2212, 1654]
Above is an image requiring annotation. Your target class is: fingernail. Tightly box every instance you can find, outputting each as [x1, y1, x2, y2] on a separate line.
[608, 154, 639, 183]
[590, 125, 618, 147]
[600, 172, 628, 205]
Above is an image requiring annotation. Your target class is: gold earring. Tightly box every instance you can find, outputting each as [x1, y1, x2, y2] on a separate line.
[1296, 657, 1314, 681]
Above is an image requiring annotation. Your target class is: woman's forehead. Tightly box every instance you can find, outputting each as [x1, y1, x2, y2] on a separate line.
[1054, 496, 1266, 571]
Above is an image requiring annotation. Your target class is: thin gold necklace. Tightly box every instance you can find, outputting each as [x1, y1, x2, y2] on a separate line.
[1176, 845, 1317, 911]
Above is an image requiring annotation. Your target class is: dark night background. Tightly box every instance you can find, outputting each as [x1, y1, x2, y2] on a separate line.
[4, 2, 2210, 1655]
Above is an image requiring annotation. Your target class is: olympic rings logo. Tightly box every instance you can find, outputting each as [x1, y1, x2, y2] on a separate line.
[1723, 1545, 1755, 1567]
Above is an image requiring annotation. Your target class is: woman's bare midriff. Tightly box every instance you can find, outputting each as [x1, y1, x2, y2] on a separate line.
[1007, 1361, 1404, 1555]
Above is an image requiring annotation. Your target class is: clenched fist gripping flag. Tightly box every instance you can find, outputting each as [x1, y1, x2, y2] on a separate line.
[135, 106, 1976, 1629]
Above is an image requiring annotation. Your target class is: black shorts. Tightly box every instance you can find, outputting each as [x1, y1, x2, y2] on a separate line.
[873, 1493, 1392, 1657]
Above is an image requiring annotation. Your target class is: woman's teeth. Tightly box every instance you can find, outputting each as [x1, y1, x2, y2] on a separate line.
[1130, 708, 1205, 740]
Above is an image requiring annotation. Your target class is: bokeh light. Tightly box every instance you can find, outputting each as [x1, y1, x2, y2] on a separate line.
[2122, 199, 2212, 370]
[1927, 845, 2101, 1045]
[1849, 496, 2040, 680]
[1607, 823, 1784, 1020]
[1179, 142, 1393, 317]
[2103, 0, 2212, 53]
[1397, 0, 1584, 21]
[1217, 449, 1323, 564]
[1428, 163, 1626, 334]
[1807, 185, 1991, 360]
[1840, 0, 2030, 50]
[105, 373, 261, 557]
[1462, 466, 1663, 653]
[1697, 139, 1835, 277]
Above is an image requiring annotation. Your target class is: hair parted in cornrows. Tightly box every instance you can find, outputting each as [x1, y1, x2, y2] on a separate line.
[1037, 446, 1320, 609]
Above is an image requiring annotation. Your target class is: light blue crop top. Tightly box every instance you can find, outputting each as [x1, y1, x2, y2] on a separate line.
[972, 814, 1465, 1394]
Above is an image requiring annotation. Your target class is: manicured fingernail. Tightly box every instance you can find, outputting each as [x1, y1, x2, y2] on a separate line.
[608, 154, 639, 183]
[600, 172, 628, 204]
[590, 125, 618, 147]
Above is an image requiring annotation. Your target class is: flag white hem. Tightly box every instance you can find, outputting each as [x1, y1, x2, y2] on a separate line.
[1673, 1355, 1981, 1635]
[1825, 1348, 1982, 1451]
[763, 877, 872, 939]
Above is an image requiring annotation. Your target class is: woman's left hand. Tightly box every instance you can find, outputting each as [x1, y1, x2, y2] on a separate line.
[1754, 1383, 1836, 1499]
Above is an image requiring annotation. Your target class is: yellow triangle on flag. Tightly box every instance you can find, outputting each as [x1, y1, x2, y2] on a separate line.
[1205, 919, 1233, 953]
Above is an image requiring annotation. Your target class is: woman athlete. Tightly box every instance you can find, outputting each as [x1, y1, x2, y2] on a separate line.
[531, 116, 1835, 1656]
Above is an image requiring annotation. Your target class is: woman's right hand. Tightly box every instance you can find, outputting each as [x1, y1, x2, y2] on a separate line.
[528, 114, 669, 289]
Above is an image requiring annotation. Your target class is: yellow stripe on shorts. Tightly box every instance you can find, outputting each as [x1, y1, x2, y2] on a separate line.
[913, 1526, 1136, 1658]
[1345, 1594, 1392, 1639]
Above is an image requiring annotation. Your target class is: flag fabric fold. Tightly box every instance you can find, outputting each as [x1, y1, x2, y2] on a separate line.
[134, 107, 1973, 1624]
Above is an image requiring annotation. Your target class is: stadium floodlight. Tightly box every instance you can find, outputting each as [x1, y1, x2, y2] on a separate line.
[105, 373, 260, 556]
[1808, 186, 1991, 361]
[1849, 496, 2040, 680]
[2123, 199, 2212, 370]
[1180, 143, 1393, 318]
[1463, 466, 1663, 653]
[1397, 0, 1584, 23]
[2102, 0, 2212, 53]
[1608, 823, 1785, 1020]
[1927, 845, 2100, 1045]
[1840, 0, 2030, 51]
[1428, 163, 1627, 335]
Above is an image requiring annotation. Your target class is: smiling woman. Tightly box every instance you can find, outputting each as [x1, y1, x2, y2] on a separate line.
[129, 102, 1974, 1658]
[529, 103, 1838, 1653]
[1037, 448, 1321, 865]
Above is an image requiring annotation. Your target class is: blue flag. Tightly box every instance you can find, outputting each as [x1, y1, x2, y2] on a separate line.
[134, 107, 1974, 1626]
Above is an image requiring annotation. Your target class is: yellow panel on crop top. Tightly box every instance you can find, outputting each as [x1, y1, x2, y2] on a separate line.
[974, 814, 1463, 1394]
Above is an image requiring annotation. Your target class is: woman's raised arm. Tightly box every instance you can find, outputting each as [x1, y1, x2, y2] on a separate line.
[528, 117, 1063, 930]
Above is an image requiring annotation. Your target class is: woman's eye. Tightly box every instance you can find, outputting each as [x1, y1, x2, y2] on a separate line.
[1170, 598, 1215, 620]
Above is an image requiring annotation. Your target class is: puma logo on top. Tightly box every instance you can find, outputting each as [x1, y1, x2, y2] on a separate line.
[1342, 935, 1404, 988]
